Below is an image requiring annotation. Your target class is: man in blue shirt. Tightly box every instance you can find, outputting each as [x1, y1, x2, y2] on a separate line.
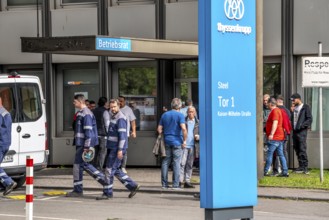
[180, 106, 199, 188]
[157, 98, 187, 190]
[0, 97, 17, 196]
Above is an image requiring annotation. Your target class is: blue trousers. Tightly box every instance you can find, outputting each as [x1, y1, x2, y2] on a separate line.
[103, 148, 138, 196]
[73, 146, 109, 193]
[161, 145, 182, 188]
[0, 147, 14, 187]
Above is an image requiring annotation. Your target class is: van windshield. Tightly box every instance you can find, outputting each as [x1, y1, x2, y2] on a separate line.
[0, 83, 42, 122]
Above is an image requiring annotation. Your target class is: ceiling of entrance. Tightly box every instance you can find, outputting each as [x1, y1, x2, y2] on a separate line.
[21, 35, 198, 60]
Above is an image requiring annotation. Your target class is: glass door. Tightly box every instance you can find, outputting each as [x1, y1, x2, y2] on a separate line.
[174, 60, 199, 111]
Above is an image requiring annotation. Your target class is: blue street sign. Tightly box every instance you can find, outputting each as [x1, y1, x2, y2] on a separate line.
[96, 37, 131, 52]
[199, 0, 257, 209]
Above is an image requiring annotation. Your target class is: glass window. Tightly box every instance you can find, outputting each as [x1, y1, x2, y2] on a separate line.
[0, 83, 41, 122]
[174, 60, 199, 110]
[112, 0, 155, 5]
[263, 63, 281, 96]
[175, 61, 198, 79]
[20, 84, 42, 122]
[119, 67, 157, 131]
[305, 88, 329, 131]
[175, 82, 188, 104]
[0, 85, 16, 121]
[63, 69, 99, 131]
[61, 0, 97, 4]
[7, 0, 41, 6]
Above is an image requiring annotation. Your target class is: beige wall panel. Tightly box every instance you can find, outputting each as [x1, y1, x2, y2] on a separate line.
[0, 11, 42, 64]
[165, 2, 197, 41]
[52, 8, 98, 63]
[263, 0, 281, 56]
[108, 5, 156, 39]
[294, 0, 329, 55]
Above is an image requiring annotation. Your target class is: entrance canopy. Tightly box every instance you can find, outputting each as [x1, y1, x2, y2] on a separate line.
[21, 35, 198, 59]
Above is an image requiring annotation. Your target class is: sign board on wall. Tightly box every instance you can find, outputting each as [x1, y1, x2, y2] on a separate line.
[199, 0, 257, 209]
[302, 57, 329, 87]
[96, 37, 132, 52]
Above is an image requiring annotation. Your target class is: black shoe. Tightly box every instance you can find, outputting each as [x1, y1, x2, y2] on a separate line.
[278, 173, 289, 177]
[66, 191, 83, 197]
[193, 193, 200, 199]
[96, 194, 112, 200]
[303, 168, 310, 175]
[184, 182, 195, 188]
[264, 172, 272, 177]
[271, 172, 279, 177]
[293, 167, 304, 173]
[128, 184, 140, 198]
[3, 181, 17, 196]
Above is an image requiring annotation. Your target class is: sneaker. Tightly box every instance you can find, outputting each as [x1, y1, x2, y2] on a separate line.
[3, 181, 17, 196]
[128, 184, 140, 198]
[303, 168, 310, 175]
[161, 186, 169, 190]
[96, 194, 112, 200]
[278, 173, 289, 177]
[171, 187, 183, 191]
[292, 167, 304, 173]
[184, 182, 195, 188]
[121, 168, 127, 174]
[66, 191, 83, 197]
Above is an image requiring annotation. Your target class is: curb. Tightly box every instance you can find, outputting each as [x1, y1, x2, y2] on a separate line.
[33, 186, 329, 202]
[258, 194, 329, 203]
[33, 185, 198, 196]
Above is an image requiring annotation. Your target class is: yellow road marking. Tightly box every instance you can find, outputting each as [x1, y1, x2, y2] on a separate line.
[5, 195, 25, 200]
[43, 191, 67, 196]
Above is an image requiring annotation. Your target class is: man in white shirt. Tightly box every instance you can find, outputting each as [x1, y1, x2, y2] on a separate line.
[118, 96, 137, 174]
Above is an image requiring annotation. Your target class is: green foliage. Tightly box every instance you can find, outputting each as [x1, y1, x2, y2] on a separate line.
[259, 169, 329, 190]
[263, 63, 281, 95]
[180, 61, 198, 78]
[119, 67, 156, 96]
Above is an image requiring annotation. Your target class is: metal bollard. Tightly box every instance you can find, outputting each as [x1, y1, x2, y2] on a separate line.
[26, 156, 33, 220]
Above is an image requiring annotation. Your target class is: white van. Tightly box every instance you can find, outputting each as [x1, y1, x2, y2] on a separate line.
[0, 72, 48, 188]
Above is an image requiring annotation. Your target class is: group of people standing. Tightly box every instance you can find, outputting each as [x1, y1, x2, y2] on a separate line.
[263, 93, 313, 177]
[67, 94, 140, 200]
[157, 98, 199, 190]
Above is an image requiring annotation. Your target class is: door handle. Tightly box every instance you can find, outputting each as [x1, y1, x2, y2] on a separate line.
[22, 134, 31, 138]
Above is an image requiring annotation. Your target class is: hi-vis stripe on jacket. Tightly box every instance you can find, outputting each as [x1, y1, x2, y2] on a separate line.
[74, 107, 99, 148]
[0, 106, 12, 150]
[107, 110, 127, 150]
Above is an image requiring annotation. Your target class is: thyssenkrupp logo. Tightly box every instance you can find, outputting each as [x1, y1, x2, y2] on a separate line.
[224, 0, 245, 20]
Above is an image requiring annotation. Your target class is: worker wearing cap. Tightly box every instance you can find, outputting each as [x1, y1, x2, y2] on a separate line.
[290, 93, 312, 174]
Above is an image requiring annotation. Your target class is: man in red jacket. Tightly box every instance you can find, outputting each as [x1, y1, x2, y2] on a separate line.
[264, 98, 289, 177]
[271, 95, 292, 175]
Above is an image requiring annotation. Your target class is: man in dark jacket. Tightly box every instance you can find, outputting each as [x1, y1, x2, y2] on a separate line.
[92, 97, 108, 170]
[290, 93, 312, 174]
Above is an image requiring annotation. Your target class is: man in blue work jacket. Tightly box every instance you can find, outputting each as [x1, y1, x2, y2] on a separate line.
[67, 94, 110, 198]
[0, 97, 17, 196]
[97, 99, 140, 200]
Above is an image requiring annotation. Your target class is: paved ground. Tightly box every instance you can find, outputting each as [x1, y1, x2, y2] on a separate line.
[1, 167, 329, 220]
[32, 167, 329, 202]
